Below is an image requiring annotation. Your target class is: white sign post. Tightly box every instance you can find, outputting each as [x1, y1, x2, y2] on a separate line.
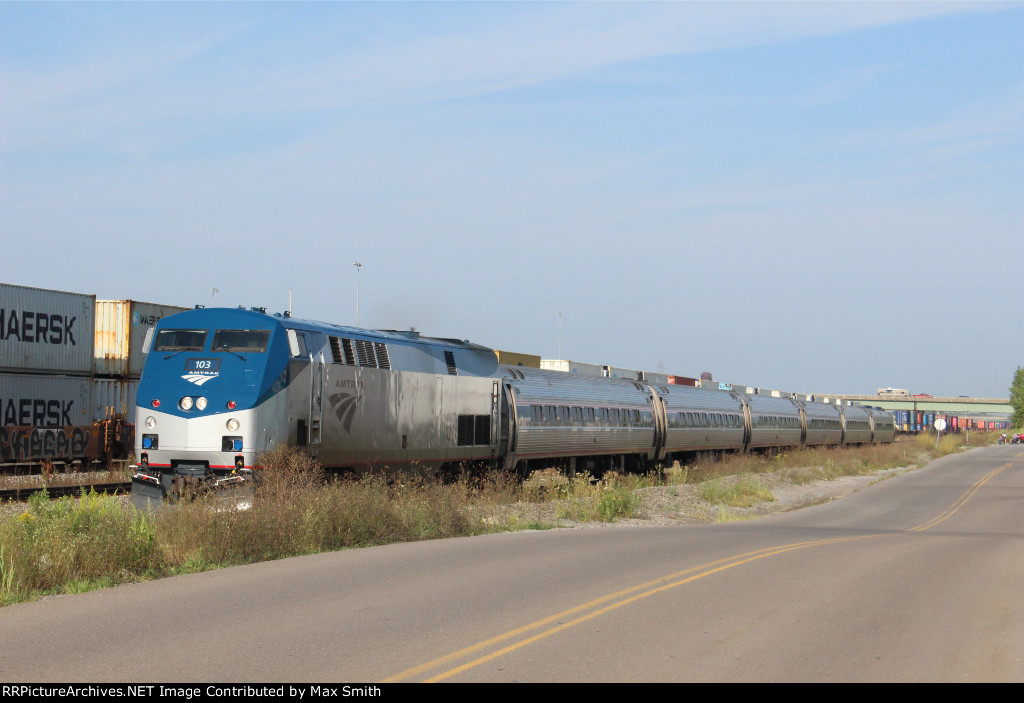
[934, 417, 947, 448]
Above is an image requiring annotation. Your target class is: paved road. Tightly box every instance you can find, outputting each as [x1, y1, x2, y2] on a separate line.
[1, 446, 1021, 682]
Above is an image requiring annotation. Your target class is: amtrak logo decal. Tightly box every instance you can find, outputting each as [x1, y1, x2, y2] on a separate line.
[182, 374, 217, 386]
[329, 392, 359, 433]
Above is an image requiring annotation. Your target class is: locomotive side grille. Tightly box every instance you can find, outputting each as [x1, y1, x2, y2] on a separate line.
[444, 351, 457, 375]
[474, 415, 490, 445]
[457, 414, 491, 446]
[356, 339, 376, 367]
[457, 414, 475, 445]
[329, 336, 359, 365]
[328, 336, 344, 364]
[374, 342, 391, 370]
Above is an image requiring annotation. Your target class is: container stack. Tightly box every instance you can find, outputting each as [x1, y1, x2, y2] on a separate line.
[2, 283, 98, 464]
[92, 299, 189, 424]
[1, 283, 187, 465]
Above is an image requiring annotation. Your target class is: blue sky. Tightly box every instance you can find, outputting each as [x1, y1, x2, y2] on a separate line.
[2, 2, 1021, 398]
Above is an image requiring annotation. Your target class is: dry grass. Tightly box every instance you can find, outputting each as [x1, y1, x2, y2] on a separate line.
[0, 432, 996, 606]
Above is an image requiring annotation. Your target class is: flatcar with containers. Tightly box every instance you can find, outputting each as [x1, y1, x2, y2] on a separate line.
[130, 306, 895, 505]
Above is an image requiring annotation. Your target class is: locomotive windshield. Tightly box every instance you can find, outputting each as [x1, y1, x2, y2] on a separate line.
[154, 329, 208, 351]
[212, 329, 270, 353]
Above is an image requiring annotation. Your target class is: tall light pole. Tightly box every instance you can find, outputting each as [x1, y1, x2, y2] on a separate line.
[557, 310, 563, 359]
[210, 288, 219, 306]
[353, 262, 362, 325]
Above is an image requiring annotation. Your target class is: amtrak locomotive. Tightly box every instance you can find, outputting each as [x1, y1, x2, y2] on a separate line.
[131, 306, 895, 503]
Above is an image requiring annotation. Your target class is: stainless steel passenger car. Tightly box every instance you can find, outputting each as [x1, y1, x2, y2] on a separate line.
[655, 385, 746, 458]
[743, 394, 804, 450]
[500, 367, 657, 474]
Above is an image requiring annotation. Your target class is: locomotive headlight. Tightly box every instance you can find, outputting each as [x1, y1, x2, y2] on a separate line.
[196, 396, 208, 411]
[145, 416, 157, 429]
[179, 396, 194, 411]
[226, 418, 240, 432]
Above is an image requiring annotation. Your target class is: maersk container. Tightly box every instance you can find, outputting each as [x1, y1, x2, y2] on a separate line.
[1, 372, 93, 427]
[0, 283, 95, 375]
[92, 377, 140, 422]
[94, 300, 189, 377]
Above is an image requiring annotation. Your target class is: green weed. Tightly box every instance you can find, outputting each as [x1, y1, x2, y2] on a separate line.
[698, 475, 775, 508]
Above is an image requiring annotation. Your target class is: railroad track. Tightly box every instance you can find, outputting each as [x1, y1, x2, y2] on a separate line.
[0, 481, 132, 503]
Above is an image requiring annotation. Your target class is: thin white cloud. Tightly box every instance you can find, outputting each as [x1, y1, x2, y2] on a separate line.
[0, 2, 995, 153]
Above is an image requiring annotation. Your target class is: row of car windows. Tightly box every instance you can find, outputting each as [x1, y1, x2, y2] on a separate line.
[808, 418, 843, 430]
[523, 405, 655, 428]
[523, 406, 754, 430]
[752, 415, 801, 429]
[667, 412, 743, 429]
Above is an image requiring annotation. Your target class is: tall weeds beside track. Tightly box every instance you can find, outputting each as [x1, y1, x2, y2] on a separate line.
[0, 433, 998, 606]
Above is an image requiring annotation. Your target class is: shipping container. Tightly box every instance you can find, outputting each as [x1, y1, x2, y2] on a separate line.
[642, 371, 670, 385]
[0, 372, 95, 463]
[667, 375, 697, 386]
[495, 350, 541, 368]
[603, 366, 642, 381]
[1, 372, 93, 427]
[0, 283, 95, 375]
[540, 359, 606, 377]
[92, 377, 140, 422]
[94, 300, 189, 377]
[0, 372, 127, 464]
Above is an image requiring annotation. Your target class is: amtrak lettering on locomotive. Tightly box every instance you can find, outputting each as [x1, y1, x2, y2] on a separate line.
[132, 306, 895, 504]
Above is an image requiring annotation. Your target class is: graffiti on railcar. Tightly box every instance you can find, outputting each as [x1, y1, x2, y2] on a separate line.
[0, 425, 95, 462]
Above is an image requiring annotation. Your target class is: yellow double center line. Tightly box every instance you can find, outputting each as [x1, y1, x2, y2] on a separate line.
[907, 462, 1011, 532]
[383, 460, 1015, 682]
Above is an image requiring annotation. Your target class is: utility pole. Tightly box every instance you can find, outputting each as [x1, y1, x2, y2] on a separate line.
[353, 261, 362, 326]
